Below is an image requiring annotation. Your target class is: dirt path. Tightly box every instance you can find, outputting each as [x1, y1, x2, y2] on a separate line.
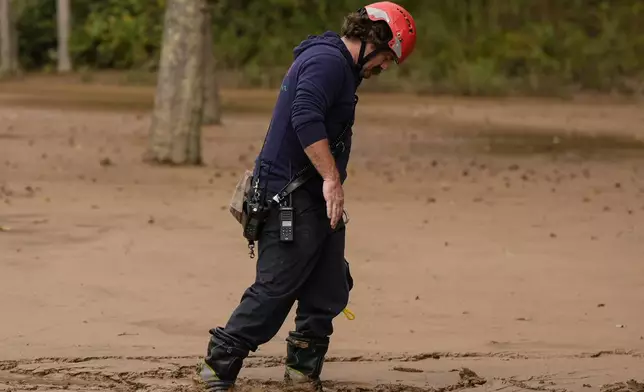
[1, 80, 643, 391]
[1, 353, 643, 392]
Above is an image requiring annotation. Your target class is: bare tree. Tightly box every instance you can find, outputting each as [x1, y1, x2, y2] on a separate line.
[145, 0, 208, 165]
[0, 0, 18, 76]
[56, 0, 72, 72]
[202, 4, 222, 125]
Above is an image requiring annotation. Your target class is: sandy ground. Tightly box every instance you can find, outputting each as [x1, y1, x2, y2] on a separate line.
[1, 78, 644, 392]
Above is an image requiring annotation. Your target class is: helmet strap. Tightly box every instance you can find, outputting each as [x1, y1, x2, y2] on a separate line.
[357, 40, 368, 68]
[357, 40, 390, 77]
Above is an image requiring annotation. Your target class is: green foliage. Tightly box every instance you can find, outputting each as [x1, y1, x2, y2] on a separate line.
[14, 0, 644, 95]
[68, 0, 166, 69]
[15, 0, 58, 69]
[17, 0, 165, 70]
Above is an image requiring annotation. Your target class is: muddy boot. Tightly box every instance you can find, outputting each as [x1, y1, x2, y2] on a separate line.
[199, 329, 248, 392]
[198, 360, 236, 391]
[283, 332, 329, 392]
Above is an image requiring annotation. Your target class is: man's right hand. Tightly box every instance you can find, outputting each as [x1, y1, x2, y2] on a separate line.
[323, 177, 344, 229]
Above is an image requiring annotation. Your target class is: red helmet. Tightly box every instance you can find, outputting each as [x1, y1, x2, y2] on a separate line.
[363, 1, 417, 64]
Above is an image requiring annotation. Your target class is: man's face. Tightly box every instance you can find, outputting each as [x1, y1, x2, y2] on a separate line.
[361, 45, 396, 79]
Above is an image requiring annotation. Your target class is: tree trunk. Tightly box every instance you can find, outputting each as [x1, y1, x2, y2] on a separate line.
[145, 0, 207, 165]
[202, 4, 222, 125]
[0, 0, 18, 76]
[56, 0, 72, 73]
[10, 2, 16, 69]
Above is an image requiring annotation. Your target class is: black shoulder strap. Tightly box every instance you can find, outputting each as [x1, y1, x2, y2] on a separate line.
[270, 121, 352, 205]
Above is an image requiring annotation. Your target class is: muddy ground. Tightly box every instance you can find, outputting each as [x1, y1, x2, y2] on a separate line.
[1, 76, 644, 392]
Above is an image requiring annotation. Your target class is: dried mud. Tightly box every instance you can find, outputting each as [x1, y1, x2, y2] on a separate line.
[1, 78, 644, 392]
[1, 355, 643, 392]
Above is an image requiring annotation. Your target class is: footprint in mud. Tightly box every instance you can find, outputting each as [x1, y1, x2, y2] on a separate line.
[601, 379, 644, 392]
[392, 366, 423, 373]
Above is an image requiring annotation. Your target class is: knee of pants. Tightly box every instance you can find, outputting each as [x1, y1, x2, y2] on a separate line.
[327, 285, 351, 317]
[305, 260, 352, 316]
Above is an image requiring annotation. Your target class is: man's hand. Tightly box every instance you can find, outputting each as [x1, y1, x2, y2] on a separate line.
[323, 177, 344, 229]
[303, 138, 344, 228]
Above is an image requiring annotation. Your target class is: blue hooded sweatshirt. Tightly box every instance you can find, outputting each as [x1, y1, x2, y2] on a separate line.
[253, 31, 362, 202]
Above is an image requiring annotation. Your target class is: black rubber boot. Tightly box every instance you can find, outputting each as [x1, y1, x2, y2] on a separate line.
[199, 329, 249, 391]
[198, 360, 235, 391]
[284, 332, 329, 391]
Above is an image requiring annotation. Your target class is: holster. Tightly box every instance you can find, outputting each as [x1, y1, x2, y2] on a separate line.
[240, 195, 270, 242]
[229, 170, 272, 243]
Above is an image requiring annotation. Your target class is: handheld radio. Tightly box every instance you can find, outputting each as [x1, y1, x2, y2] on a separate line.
[279, 162, 295, 242]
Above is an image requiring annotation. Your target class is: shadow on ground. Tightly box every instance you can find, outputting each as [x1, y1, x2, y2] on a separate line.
[404, 127, 644, 161]
[463, 129, 644, 159]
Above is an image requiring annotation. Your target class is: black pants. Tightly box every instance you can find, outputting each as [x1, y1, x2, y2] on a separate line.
[203, 188, 353, 384]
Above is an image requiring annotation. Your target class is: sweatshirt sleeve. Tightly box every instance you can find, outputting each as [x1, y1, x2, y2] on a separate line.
[291, 54, 345, 149]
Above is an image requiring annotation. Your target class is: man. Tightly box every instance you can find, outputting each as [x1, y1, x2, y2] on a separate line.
[200, 2, 417, 391]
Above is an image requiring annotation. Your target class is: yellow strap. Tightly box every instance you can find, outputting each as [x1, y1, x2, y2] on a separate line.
[342, 308, 355, 320]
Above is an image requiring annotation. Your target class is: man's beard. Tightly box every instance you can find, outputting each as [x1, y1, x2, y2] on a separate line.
[360, 66, 383, 79]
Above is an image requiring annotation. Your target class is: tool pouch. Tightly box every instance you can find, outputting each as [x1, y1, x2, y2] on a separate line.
[229, 170, 253, 225]
[229, 169, 271, 243]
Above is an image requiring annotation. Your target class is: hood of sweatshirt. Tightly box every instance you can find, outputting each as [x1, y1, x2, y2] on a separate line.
[293, 31, 363, 87]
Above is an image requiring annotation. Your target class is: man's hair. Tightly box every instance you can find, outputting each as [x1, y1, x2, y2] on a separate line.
[341, 11, 393, 47]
